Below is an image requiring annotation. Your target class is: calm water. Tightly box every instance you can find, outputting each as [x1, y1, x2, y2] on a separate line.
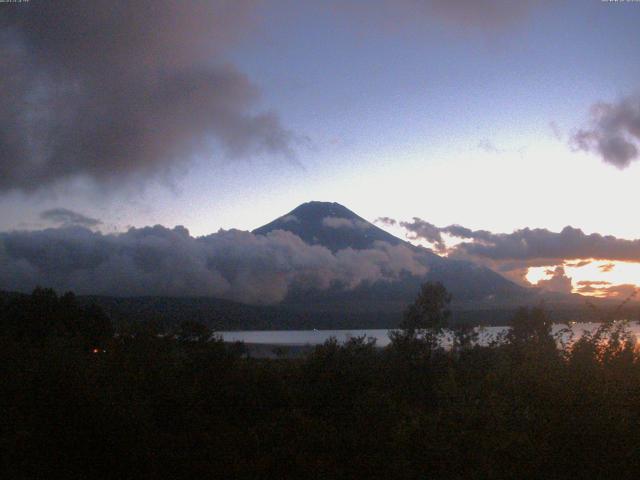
[220, 322, 640, 348]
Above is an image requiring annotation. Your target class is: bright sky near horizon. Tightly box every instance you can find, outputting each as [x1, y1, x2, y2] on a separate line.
[2, 0, 640, 298]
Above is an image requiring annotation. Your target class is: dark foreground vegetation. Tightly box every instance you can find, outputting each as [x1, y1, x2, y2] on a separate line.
[4, 289, 633, 331]
[2, 286, 640, 479]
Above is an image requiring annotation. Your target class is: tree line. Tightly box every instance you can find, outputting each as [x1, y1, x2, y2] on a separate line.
[2, 284, 640, 478]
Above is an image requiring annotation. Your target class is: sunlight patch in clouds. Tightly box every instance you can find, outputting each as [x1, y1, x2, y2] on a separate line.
[527, 259, 640, 298]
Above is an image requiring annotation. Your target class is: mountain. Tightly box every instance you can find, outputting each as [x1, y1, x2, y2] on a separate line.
[253, 201, 405, 252]
[0, 204, 593, 331]
[253, 201, 528, 307]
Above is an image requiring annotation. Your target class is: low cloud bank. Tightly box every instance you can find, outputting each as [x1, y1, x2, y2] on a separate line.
[382, 216, 640, 293]
[400, 218, 640, 264]
[0, 226, 428, 304]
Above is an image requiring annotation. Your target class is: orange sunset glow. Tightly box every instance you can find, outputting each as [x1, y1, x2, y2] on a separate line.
[527, 259, 640, 298]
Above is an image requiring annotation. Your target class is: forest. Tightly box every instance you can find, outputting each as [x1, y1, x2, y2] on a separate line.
[2, 285, 640, 479]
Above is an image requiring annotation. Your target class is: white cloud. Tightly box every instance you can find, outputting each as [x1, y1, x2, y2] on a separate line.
[322, 217, 370, 229]
[0, 225, 428, 305]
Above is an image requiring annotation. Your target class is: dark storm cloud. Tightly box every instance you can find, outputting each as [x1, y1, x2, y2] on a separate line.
[0, 226, 428, 304]
[0, 0, 295, 192]
[40, 208, 102, 228]
[571, 95, 640, 169]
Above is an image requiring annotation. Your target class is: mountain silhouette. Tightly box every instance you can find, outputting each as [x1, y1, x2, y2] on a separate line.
[253, 201, 407, 252]
[254, 201, 527, 305]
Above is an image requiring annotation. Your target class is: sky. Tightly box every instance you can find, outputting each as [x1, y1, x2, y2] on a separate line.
[1, 0, 640, 298]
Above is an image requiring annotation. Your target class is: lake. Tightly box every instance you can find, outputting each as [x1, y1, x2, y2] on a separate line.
[220, 321, 640, 348]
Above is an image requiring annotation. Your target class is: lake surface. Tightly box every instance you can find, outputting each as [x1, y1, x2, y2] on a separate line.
[220, 322, 640, 348]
